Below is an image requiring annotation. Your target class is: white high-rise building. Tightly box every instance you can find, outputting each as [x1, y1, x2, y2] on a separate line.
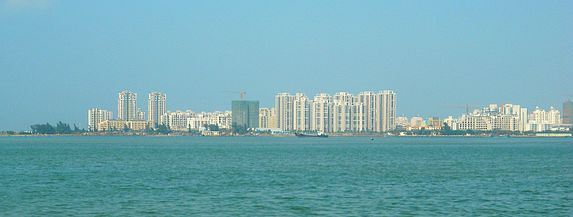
[356, 91, 377, 132]
[351, 100, 365, 132]
[355, 90, 396, 132]
[378, 90, 397, 132]
[136, 108, 145, 121]
[332, 92, 354, 132]
[118, 91, 137, 121]
[275, 93, 295, 131]
[310, 93, 332, 133]
[274, 90, 397, 133]
[519, 108, 529, 132]
[293, 93, 311, 131]
[148, 92, 167, 127]
[87, 108, 112, 131]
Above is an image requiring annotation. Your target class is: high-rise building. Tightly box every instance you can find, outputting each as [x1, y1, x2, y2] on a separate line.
[148, 92, 167, 127]
[293, 93, 311, 131]
[378, 90, 397, 132]
[259, 107, 276, 129]
[519, 108, 529, 132]
[332, 92, 354, 132]
[232, 100, 260, 129]
[310, 93, 332, 133]
[356, 90, 396, 132]
[563, 100, 573, 125]
[356, 91, 377, 131]
[87, 108, 112, 131]
[275, 91, 397, 133]
[118, 91, 137, 121]
[275, 93, 294, 131]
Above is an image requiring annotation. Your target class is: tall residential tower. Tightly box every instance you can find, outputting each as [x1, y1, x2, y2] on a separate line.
[87, 108, 112, 131]
[118, 91, 137, 121]
[148, 92, 167, 127]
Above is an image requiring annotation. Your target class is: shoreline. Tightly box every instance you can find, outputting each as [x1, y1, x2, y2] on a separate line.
[1, 134, 571, 138]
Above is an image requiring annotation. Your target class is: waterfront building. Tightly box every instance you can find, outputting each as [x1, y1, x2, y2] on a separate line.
[275, 90, 396, 133]
[458, 114, 493, 131]
[188, 111, 232, 130]
[529, 107, 561, 132]
[118, 91, 138, 121]
[87, 108, 112, 131]
[518, 108, 529, 132]
[351, 101, 365, 132]
[136, 108, 145, 121]
[275, 93, 295, 131]
[409, 117, 425, 130]
[163, 110, 192, 131]
[427, 117, 442, 130]
[450, 103, 565, 132]
[443, 116, 458, 130]
[293, 93, 311, 131]
[379, 90, 397, 132]
[259, 108, 276, 129]
[232, 100, 260, 129]
[355, 90, 397, 132]
[148, 92, 167, 127]
[97, 120, 148, 131]
[395, 116, 409, 130]
[331, 92, 354, 132]
[310, 93, 332, 133]
[564, 100, 573, 125]
[356, 91, 377, 132]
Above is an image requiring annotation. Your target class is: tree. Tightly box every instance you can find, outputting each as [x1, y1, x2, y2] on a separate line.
[30, 123, 56, 134]
[55, 121, 72, 134]
[73, 124, 84, 133]
[231, 124, 248, 135]
[156, 124, 171, 134]
[204, 124, 219, 132]
[123, 124, 130, 133]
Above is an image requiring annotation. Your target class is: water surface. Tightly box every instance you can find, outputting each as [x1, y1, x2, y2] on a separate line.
[0, 136, 571, 216]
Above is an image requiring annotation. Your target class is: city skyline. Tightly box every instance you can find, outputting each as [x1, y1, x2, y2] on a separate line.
[81, 90, 569, 134]
[1, 86, 573, 131]
[1, 1, 572, 130]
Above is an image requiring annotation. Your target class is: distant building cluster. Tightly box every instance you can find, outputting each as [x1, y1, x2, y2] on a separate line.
[163, 110, 232, 131]
[89, 91, 164, 132]
[270, 90, 397, 133]
[88, 90, 236, 132]
[87, 90, 571, 134]
[397, 102, 573, 133]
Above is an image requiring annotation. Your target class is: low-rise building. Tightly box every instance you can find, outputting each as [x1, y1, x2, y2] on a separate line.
[97, 120, 148, 131]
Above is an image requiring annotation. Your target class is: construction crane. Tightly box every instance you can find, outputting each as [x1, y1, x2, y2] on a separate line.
[240, 91, 246, 100]
[222, 90, 247, 100]
[446, 104, 479, 115]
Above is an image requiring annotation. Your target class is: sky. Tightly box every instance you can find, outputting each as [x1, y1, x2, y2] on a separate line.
[1, 0, 572, 130]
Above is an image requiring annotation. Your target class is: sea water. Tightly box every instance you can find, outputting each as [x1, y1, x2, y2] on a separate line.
[0, 136, 571, 216]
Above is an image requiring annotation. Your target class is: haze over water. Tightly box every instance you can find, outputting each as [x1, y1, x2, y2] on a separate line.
[1, 137, 571, 216]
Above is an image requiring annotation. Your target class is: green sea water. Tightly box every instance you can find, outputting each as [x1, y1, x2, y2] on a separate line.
[0, 136, 571, 216]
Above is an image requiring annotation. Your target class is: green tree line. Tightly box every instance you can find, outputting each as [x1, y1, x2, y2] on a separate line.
[30, 122, 84, 134]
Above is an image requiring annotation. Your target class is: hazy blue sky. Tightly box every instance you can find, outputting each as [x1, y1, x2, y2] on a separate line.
[1, 0, 572, 130]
